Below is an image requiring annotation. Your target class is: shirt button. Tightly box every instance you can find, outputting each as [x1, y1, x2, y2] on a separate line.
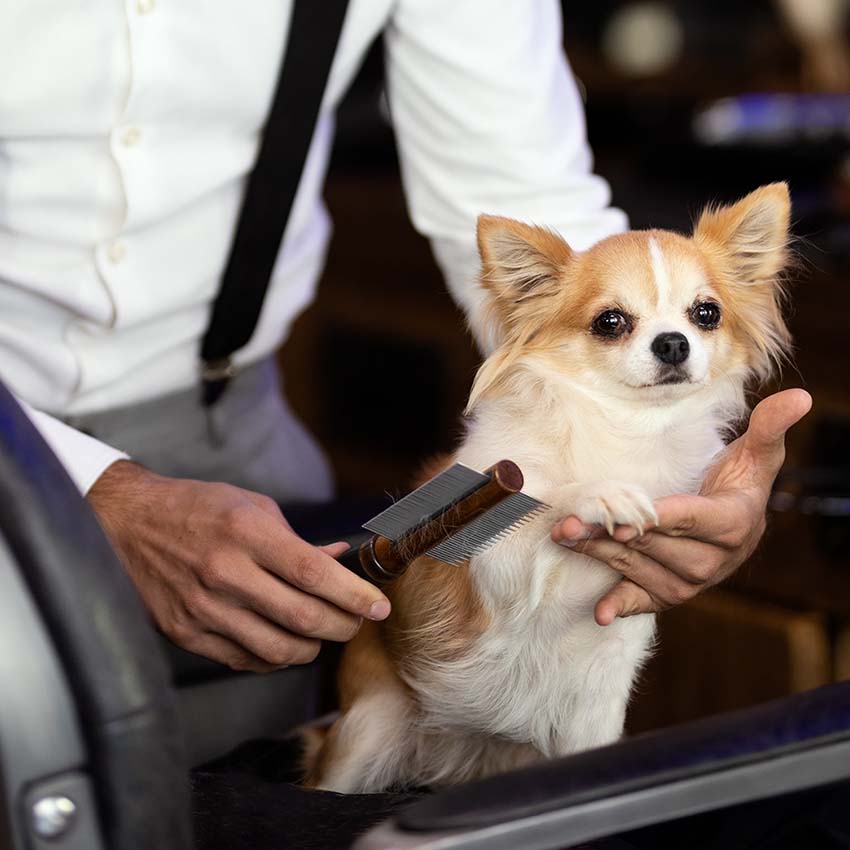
[120, 126, 142, 148]
[137, 0, 155, 14]
[107, 242, 127, 264]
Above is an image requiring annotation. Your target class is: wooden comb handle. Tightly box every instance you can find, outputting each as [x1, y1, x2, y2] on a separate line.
[359, 459, 523, 585]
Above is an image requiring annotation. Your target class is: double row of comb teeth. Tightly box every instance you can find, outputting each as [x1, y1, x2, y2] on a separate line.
[364, 464, 491, 543]
[426, 492, 548, 566]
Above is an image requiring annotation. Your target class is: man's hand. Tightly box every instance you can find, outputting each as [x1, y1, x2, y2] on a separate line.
[87, 461, 391, 672]
[551, 389, 812, 626]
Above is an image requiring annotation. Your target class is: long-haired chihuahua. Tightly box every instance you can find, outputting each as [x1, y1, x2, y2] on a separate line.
[304, 183, 792, 793]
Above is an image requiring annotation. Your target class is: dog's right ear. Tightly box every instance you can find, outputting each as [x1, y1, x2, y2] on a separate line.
[477, 215, 572, 304]
[474, 215, 573, 346]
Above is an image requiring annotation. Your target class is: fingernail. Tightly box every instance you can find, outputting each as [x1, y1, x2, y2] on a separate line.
[619, 528, 639, 542]
[368, 600, 391, 621]
[560, 529, 592, 546]
[558, 539, 578, 548]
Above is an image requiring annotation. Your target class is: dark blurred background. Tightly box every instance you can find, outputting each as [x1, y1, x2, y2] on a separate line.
[279, 1, 850, 732]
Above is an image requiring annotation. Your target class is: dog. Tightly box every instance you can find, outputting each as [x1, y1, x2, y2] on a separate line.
[304, 183, 792, 793]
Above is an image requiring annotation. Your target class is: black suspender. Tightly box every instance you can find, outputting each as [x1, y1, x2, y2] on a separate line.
[200, 0, 351, 406]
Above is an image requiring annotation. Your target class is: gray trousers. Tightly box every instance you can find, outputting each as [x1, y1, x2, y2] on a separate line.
[65, 357, 334, 505]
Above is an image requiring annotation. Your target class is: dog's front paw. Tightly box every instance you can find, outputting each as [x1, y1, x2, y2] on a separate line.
[573, 481, 657, 536]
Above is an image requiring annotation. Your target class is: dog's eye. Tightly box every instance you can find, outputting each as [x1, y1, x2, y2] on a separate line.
[592, 310, 630, 338]
[690, 301, 721, 330]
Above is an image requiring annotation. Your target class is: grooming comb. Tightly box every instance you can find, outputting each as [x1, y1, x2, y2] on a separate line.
[349, 460, 547, 585]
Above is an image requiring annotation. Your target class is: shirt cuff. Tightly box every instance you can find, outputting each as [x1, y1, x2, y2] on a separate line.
[22, 405, 129, 495]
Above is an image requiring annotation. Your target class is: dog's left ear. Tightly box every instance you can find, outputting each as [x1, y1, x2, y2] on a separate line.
[693, 182, 790, 284]
[475, 215, 573, 345]
[694, 183, 792, 381]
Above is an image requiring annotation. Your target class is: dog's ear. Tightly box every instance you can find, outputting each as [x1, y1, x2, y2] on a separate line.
[478, 215, 572, 302]
[694, 183, 792, 381]
[693, 183, 790, 284]
[475, 215, 573, 347]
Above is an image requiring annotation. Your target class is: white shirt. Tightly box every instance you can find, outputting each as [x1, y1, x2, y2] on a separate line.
[2, 0, 627, 494]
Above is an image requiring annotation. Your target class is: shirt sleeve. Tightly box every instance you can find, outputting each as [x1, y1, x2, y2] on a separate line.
[19, 400, 128, 496]
[385, 0, 628, 347]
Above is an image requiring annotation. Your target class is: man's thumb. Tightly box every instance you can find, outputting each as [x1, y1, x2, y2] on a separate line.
[747, 388, 812, 461]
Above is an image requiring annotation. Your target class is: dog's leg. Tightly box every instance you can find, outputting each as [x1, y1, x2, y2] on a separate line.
[307, 688, 414, 793]
[547, 613, 656, 757]
[303, 619, 415, 793]
[551, 690, 629, 756]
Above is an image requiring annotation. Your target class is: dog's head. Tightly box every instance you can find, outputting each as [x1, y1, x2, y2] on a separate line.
[468, 183, 792, 413]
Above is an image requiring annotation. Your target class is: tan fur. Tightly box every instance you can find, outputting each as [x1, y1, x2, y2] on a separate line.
[299, 723, 329, 785]
[389, 553, 489, 667]
[302, 619, 402, 785]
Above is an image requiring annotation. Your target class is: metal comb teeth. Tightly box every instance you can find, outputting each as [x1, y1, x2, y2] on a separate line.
[364, 464, 490, 543]
[425, 491, 547, 566]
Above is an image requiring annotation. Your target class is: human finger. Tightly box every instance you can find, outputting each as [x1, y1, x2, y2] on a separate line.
[550, 517, 609, 544]
[319, 541, 352, 559]
[594, 580, 658, 626]
[231, 566, 363, 643]
[575, 535, 698, 607]
[206, 605, 322, 667]
[181, 631, 282, 674]
[745, 389, 812, 480]
[608, 527, 729, 584]
[237, 516, 391, 621]
[651, 492, 748, 544]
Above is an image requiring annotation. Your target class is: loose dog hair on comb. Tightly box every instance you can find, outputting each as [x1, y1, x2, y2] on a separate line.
[364, 462, 546, 568]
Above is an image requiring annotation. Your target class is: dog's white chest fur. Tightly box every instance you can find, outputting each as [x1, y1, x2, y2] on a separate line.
[405, 395, 727, 762]
[408, 529, 657, 758]
[405, 475, 663, 750]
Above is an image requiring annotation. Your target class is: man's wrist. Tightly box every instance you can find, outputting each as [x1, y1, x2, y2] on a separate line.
[88, 458, 148, 494]
[86, 460, 158, 536]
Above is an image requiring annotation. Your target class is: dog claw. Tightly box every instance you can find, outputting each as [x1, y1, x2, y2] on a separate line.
[573, 482, 656, 541]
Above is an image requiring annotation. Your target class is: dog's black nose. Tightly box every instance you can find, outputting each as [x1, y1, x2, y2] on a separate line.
[651, 332, 690, 365]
